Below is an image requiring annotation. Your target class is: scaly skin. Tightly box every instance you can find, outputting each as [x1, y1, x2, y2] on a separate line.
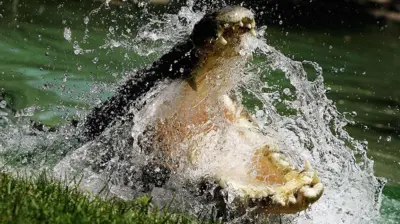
[149, 6, 324, 214]
[81, 5, 323, 216]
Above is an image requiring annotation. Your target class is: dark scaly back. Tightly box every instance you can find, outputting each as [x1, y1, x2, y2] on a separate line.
[83, 39, 200, 141]
[83, 10, 221, 141]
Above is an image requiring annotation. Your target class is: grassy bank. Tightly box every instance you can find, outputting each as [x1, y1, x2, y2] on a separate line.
[0, 173, 203, 224]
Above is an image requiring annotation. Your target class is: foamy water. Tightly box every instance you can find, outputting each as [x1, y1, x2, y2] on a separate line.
[0, 2, 385, 223]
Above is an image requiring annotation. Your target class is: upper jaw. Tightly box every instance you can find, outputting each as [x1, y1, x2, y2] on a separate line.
[215, 6, 255, 24]
[190, 6, 257, 47]
[215, 14, 257, 46]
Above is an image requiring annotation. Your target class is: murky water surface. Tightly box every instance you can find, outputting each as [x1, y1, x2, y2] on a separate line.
[0, 0, 399, 223]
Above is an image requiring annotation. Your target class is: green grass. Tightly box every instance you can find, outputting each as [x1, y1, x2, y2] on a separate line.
[0, 172, 205, 224]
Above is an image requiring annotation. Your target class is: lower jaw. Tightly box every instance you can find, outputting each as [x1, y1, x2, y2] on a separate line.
[210, 155, 324, 215]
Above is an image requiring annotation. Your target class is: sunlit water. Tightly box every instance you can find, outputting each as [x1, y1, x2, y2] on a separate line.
[0, 0, 399, 223]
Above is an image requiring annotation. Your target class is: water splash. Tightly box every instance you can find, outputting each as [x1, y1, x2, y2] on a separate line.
[0, 2, 385, 224]
[99, 2, 204, 57]
[239, 36, 384, 223]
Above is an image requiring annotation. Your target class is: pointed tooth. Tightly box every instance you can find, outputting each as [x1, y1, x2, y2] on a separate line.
[271, 153, 281, 161]
[271, 152, 288, 162]
[246, 23, 252, 29]
[251, 20, 256, 28]
[299, 185, 311, 195]
[218, 180, 227, 189]
[285, 171, 300, 181]
[224, 23, 229, 28]
[248, 190, 256, 198]
[270, 146, 278, 152]
[237, 188, 246, 197]
[277, 160, 290, 167]
[249, 29, 257, 37]
[218, 36, 228, 45]
[288, 194, 297, 204]
[217, 30, 223, 38]
[301, 175, 313, 184]
[239, 21, 244, 27]
[254, 192, 264, 199]
[301, 184, 324, 199]
[312, 170, 321, 184]
[260, 190, 269, 198]
[296, 189, 304, 202]
[313, 183, 324, 197]
[304, 160, 312, 171]
[272, 195, 286, 206]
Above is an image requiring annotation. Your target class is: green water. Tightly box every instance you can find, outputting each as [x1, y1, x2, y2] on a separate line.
[0, 0, 399, 222]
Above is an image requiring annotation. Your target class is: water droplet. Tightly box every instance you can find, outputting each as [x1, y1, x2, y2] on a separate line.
[110, 40, 121, 48]
[92, 57, 99, 64]
[0, 100, 6, 109]
[283, 88, 291, 96]
[325, 87, 331, 93]
[279, 20, 283, 25]
[45, 52, 49, 56]
[63, 27, 72, 41]
[109, 26, 115, 34]
[329, 45, 333, 50]
[386, 136, 391, 142]
[83, 16, 90, 25]
[255, 110, 264, 118]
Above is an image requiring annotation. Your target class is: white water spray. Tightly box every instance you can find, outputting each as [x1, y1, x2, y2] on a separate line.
[0, 2, 384, 224]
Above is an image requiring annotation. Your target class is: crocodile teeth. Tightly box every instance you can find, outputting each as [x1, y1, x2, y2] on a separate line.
[271, 152, 290, 167]
[288, 194, 297, 204]
[312, 170, 320, 185]
[272, 195, 286, 206]
[304, 160, 312, 171]
[275, 159, 290, 168]
[239, 21, 244, 27]
[271, 152, 282, 160]
[258, 190, 271, 198]
[246, 23, 252, 29]
[217, 29, 223, 37]
[300, 183, 324, 199]
[251, 20, 256, 28]
[218, 36, 228, 45]
[301, 175, 313, 184]
[249, 29, 257, 37]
